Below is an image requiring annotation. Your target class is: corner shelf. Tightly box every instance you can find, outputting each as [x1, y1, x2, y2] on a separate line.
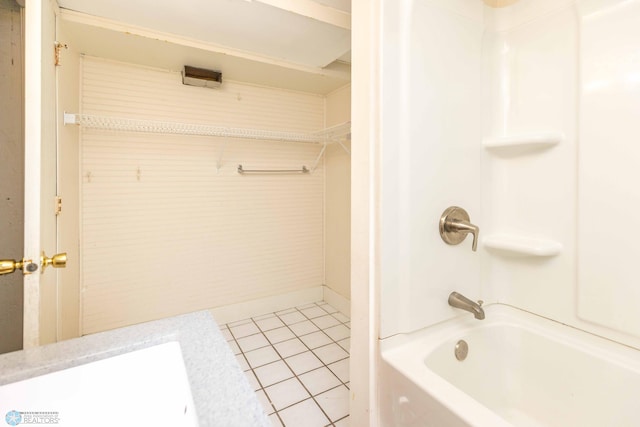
[483, 131, 564, 152]
[483, 234, 562, 257]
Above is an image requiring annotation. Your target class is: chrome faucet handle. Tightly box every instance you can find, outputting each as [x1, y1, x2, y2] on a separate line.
[439, 206, 480, 252]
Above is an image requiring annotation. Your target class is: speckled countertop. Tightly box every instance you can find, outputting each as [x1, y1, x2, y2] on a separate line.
[0, 311, 270, 427]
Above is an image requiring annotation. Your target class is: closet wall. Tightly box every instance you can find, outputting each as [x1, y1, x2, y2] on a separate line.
[324, 85, 351, 302]
[78, 57, 329, 334]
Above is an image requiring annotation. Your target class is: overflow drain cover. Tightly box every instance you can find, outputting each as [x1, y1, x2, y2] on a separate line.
[455, 340, 468, 361]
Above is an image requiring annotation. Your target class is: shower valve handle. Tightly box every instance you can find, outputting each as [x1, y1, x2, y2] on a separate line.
[439, 207, 479, 252]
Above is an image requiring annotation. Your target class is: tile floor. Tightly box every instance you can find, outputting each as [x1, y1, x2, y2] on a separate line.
[219, 302, 350, 427]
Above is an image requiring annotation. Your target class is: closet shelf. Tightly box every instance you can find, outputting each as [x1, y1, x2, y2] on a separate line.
[483, 234, 562, 257]
[483, 132, 564, 151]
[63, 113, 350, 145]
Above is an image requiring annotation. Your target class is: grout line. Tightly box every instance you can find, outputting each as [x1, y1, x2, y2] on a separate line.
[228, 302, 350, 426]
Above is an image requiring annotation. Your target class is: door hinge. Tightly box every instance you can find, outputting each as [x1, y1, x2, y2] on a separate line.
[55, 196, 62, 216]
[54, 41, 68, 66]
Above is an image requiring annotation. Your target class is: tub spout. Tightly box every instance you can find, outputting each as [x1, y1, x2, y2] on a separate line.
[448, 292, 485, 320]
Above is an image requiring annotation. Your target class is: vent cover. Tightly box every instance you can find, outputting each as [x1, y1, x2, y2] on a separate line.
[182, 65, 222, 89]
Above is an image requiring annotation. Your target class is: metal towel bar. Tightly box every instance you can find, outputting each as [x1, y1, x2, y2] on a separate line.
[237, 165, 309, 174]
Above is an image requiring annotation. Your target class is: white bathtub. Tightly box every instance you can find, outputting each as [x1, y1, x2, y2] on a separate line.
[380, 305, 640, 427]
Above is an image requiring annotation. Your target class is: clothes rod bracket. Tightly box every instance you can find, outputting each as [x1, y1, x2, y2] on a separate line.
[237, 165, 309, 174]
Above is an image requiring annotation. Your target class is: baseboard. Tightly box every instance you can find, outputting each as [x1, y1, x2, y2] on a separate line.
[322, 285, 350, 317]
[210, 287, 323, 324]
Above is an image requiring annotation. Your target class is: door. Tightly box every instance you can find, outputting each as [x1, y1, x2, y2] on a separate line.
[0, 0, 63, 349]
[0, 0, 24, 355]
[0, 0, 58, 350]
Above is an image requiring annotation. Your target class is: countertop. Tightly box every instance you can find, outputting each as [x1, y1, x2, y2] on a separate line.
[0, 311, 270, 427]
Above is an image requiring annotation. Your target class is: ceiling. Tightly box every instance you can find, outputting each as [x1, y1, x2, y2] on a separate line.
[56, 0, 352, 69]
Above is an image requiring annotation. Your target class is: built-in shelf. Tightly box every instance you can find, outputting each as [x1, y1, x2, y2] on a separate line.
[483, 234, 562, 257]
[483, 132, 564, 151]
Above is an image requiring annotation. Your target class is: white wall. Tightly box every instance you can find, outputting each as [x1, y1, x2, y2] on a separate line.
[57, 21, 81, 340]
[324, 84, 351, 301]
[78, 57, 326, 334]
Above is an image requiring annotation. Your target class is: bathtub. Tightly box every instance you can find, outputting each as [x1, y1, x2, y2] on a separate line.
[380, 304, 640, 427]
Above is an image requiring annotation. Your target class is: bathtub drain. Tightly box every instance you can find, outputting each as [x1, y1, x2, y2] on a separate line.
[455, 340, 468, 361]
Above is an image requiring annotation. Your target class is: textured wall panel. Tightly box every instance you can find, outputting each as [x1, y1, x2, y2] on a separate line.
[81, 57, 325, 334]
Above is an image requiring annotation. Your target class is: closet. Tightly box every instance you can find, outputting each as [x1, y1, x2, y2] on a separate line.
[54, 0, 352, 338]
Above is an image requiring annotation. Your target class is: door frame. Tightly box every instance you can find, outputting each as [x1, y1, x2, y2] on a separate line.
[23, 0, 59, 348]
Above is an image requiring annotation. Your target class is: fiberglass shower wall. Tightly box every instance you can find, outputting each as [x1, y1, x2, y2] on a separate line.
[380, 0, 640, 351]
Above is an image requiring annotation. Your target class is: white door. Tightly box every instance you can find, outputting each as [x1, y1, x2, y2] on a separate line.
[23, 0, 62, 348]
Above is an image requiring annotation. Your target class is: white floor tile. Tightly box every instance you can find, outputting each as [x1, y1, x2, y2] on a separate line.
[220, 328, 233, 341]
[244, 369, 260, 391]
[269, 413, 283, 427]
[317, 303, 338, 314]
[237, 333, 270, 352]
[245, 346, 281, 368]
[230, 321, 260, 338]
[332, 312, 350, 323]
[298, 367, 341, 396]
[230, 304, 350, 426]
[316, 385, 349, 422]
[228, 340, 241, 355]
[255, 389, 275, 416]
[334, 416, 350, 427]
[278, 398, 329, 427]
[264, 327, 296, 344]
[300, 306, 328, 319]
[289, 320, 320, 336]
[297, 302, 319, 310]
[254, 360, 295, 388]
[310, 315, 340, 330]
[285, 351, 323, 375]
[264, 378, 310, 410]
[313, 343, 349, 365]
[228, 318, 252, 327]
[256, 316, 286, 331]
[299, 331, 332, 349]
[328, 358, 349, 383]
[324, 324, 350, 342]
[337, 338, 350, 353]
[254, 313, 276, 321]
[235, 354, 250, 371]
[279, 311, 306, 325]
[273, 338, 307, 358]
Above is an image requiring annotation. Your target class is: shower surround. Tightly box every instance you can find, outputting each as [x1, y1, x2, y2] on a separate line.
[377, 0, 640, 425]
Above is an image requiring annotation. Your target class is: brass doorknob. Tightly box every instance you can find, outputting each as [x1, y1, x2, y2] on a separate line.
[0, 259, 24, 276]
[41, 252, 67, 272]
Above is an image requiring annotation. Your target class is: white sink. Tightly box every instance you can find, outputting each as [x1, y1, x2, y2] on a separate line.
[0, 342, 199, 427]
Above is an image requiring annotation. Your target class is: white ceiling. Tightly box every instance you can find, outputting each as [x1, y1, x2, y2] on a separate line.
[56, 0, 351, 69]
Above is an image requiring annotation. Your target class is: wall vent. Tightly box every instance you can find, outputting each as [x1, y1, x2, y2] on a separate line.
[182, 65, 222, 89]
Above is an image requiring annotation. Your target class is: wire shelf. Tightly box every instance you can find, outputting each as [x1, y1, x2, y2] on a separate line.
[64, 113, 350, 144]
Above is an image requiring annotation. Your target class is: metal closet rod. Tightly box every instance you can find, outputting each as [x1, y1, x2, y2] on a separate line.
[237, 165, 309, 174]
